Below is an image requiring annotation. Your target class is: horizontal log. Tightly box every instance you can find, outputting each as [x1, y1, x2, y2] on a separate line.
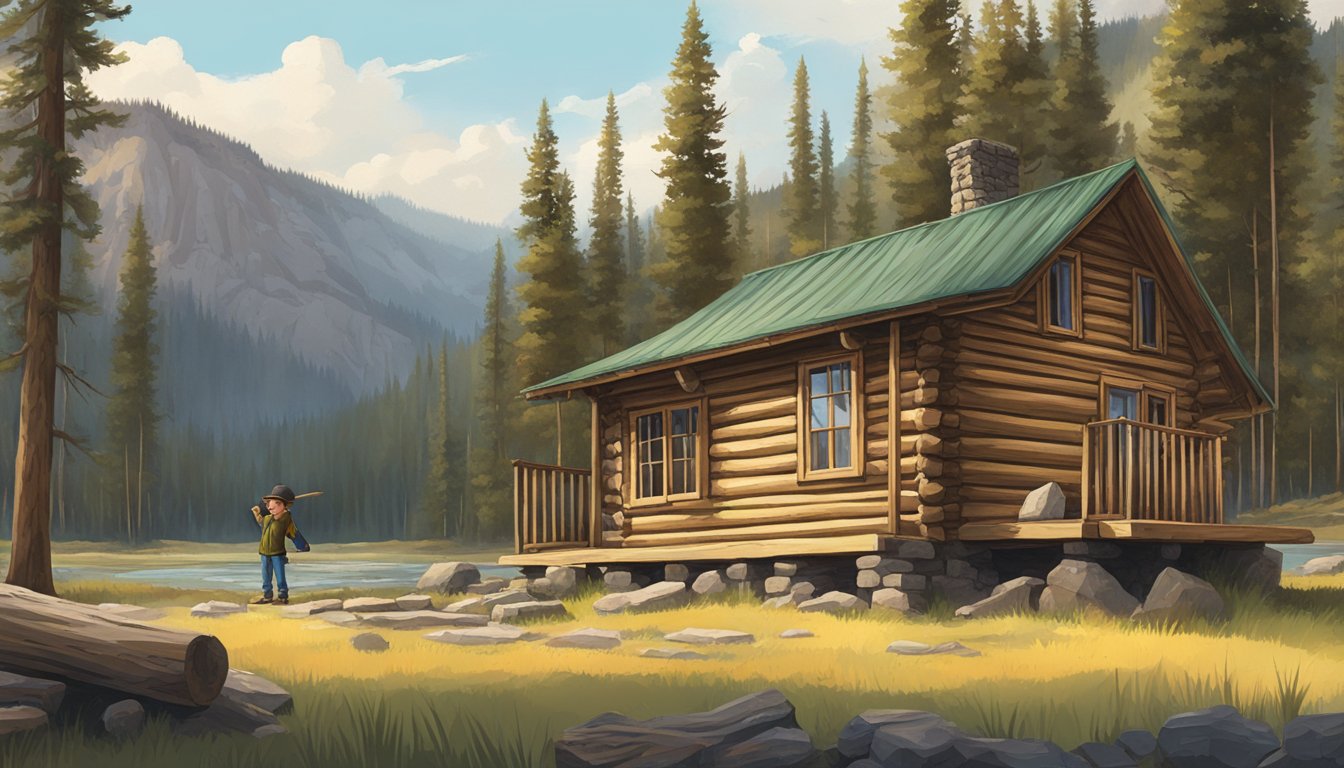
[712, 395, 795, 426]
[711, 415, 795, 441]
[626, 501, 892, 534]
[955, 348, 1095, 384]
[711, 383, 795, 410]
[959, 501, 1037, 520]
[957, 384, 1097, 421]
[958, 436, 1083, 469]
[960, 459, 1081, 488]
[619, 516, 892, 548]
[959, 322, 1196, 379]
[952, 365, 1098, 399]
[712, 453, 796, 477]
[710, 432, 796, 460]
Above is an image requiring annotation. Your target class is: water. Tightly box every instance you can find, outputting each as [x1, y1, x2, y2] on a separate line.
[1271, 542, 1344, 572]
[53, 561, 521, 591]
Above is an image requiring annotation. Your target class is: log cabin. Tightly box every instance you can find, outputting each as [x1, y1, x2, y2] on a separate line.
[499, 139, 1311, 606]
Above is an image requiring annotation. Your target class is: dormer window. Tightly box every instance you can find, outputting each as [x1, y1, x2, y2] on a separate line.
[1041, 252, 1081, 336]
[1133, 269, 1164, 353]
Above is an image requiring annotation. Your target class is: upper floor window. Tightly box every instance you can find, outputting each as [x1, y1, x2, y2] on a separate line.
[1133, 269, 1164, 353]
[631, 402, 704, 504]
[1041, 252, 1081, 336]
[798, 355, 864, 480]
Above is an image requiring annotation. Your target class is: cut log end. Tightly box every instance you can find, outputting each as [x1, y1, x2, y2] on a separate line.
[184, 635, 230, 706]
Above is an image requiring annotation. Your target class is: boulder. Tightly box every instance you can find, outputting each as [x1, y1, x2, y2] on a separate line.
[664, 564, 690, 583]
[1158, 705, 1280, 768]
[881, 573, 927, 591]
[1072, 741, 1139, 767]
[761, 596, 794, 609]
[838, 710, 955, 761]
[531, 566, 581, 599]
[342, 597, 399, 613]
[491, 600, 571, 623]
[351, 632, 390, 652]
[223, 669, 293, 714]
[639, 647, 709, 660]
[465, 578, 509, 595]
[774, 562, 800, 577]
[866, 711, 964, 764]
[416, 562, 481, 594]
[1216, 546, 1284, 592]
[779, 629, 813, 639]
[886, 640, 980, 657]
[173, 695, 286, 739]
[101, 699, 146, 738]
[603, 570, 637, 592]
[1273, 712, 1344, 767]
[954, 576, 1043, 619]
[1132, 568, 1225, 623]
[317, 610, 361, 627]
[97, 603, 166, 621]
[190, 600, 246, 617]
[450, 590, 533, 615]
[871, 588, 927, 614]
[893, 540, 937, 560]
[708, 726, 814, 768]
[764, 576, 792, 595]
[797, 591, 866, 614]
[789, 581, 816, 600]
[425, 625, 526, 646]
[0, 705, 47, 736]
[394, 594, 434, 611]
[664, 628, 754, 645]
[356, 611, 488, 630]
[693, 570, 727, 596]
[1299, 555, 1344, 576]
[592, 581, 688, 615]
[931, 575, 990, 608]
[1041, 560, 1139, 617]
[280, 598, 343, 617]
[0, 670, 65, 713]
[1019, 482, 1067, 521]
[1115, 729, 1159, 762]
[548, 628, 622, 650]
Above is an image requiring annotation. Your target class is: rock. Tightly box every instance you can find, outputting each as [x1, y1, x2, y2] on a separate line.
[342, 597, 399, 613]
[1275, 712, 1344, 766]
[592, 581, 688, 615]
[97, 603, 166, 621]
[394, 594, 433, 611]
[858, 556, 916, 575]
[317, 610, 361, 626]
[665, 628, 755, 645]
[1217, 546, 1284, 592]
[190, 600, 246, 617]
[357, 611, 488, 630]
[693, 570, 727, 595]
[531, 566, 580, 599]
[797, 591, 866, 614]
[871, 588, 927, 614]
[1299, 555, 1344, 576]
[838, 710, 955, 760]
[894, 540, 937, 560]
[664, 563, 690, 582]
[789, 581, 816, 599]
[351, 632, 390, 652]
[1115, 729, 1158, 761]
[882, 573, 927, 591]
[955, 576, 1044, 619]
[416, 562, 481, 594]
[603, 570, 636, 592]
[779, 629, 813, 639]
[223, 669, 292, 714]
[886, 640, 981, 657]
[425, 625, 526, 646]
[1158, 705, 1280, 768]
[866, 711, 964, 764]
[1133, 568, 1225, 623]
[465, 578, 509, 595]
[932, 575, 990, 608]
[491, 600, 570, 623]
[0, 705, 48, 736]
[0, 671, 65, 714]
[547, 628, 622, 650]
[1162, 544, 1183, 561]
[709, 726, 815, 768]
[761, 596, 794, 609]
[725, 562, 753, 581]
[639, 647, 709, 660]
[764, 576, 792, 595]
[1073, 741, 1138, 767]
[1019, 482, 1066, 521]
[101, 699, 145, 738]
[1041, 560, 1139, 617]
[774, 562, 799, 577]
[174, 695, 286, 739]
[280, 598, 343, 617]
[444, 596, 488, 613]
[473, 590, 536, 614]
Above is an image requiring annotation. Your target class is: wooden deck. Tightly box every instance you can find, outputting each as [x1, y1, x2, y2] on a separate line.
[959, 520, 1314, 544]
[497, 533, 887, 567]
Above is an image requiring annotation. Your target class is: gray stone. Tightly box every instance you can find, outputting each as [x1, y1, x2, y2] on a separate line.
[870, 557, 916, 575]
[871, 588, 927, 614]
[764, 576, 792, 595]
[0, 671, 64, 714]
[774, 562, 799, 577]
[491, 600, 570, 623]
[709, 726, 815, 768]
[857, 570, 881, 589]
[1277, 712, 1344, 766]
[547, 628, 622, 649]
[190, 600, 247, 617]
[1116, 729, 1158, 761]
[1162, 544, 1183, 561]
[1300, 555, 1344, 576]
[425, 625, 526, 646]
[780, 629, 813, 639]
[1133, 567, 1225, 623]
[882, 573, 927, 590]
[856, 554, 882, 570]
[761, 596, 794, 609]
[223, 669, 292, 714]
[1072, 741, 1139, 767]
[593, 581, 688, 615]
[931, 575, 989, 608]
[894, 540, 937, 560]
[444, 596, 488, 614]
[603, 569, 635, 592]
[465, 577, 509, 595]
[101, 699, 145, 738]
[693, 570, 727, 595]
[639, 647, 709, 660]
[789, 581, 816, 599]
[0, 705, 47, 736]
[281, 598, 343, 617]
[664, 563, 690, 582]
[97, 602, 166, 621]
[342, 597, 399, 613]
[665, 628, 755, 645]
[725, 562, 752, 580]
[529, 566, 580, 599]
[1019, 482, 1066, 521]
[955, 577, 1043, 619]
[866, 711, 964, 764]
[358, 610, 488, 630]
[945, 559, 979, 580]
[416, 561, 480, 594]
[798, 590, 866, 614]
[350, 632, 389, 652]
[394, 594, 433, 611]
[478, 590, 536, 613]
[838, 710, 953, 760]
[1042, 560, 1139, 616]
[174, 695, 285, 739]
[1158, 705, 1280, 768]
[886, 640, 981, 657]
[317, 610, 360, 626]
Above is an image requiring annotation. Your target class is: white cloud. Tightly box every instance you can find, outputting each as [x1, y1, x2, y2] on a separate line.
[555, 82, 656, 119]
[718, 32, 791, 189]
[85, 36, 524, 222]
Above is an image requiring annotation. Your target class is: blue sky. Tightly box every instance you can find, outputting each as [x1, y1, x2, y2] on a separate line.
[89, 0, 1344, 224]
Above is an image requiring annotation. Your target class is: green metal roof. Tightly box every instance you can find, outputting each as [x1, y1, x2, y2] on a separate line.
[526, 159, 1270, 407]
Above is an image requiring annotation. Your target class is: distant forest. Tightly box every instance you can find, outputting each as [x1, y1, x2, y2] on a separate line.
[2, 1, 1343, 545]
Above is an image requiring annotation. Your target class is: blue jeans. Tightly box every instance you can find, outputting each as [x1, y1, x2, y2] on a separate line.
[261, 555, 288, 598]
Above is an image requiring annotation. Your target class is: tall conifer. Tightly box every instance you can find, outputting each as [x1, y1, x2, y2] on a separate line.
[785, 57, 821, 256]
[732, 153, 753, 273]
[469, 240, 514, 540]
[421, 342, 453, 537]
[588, 92, 626, 356]
[846, 58, 877, 242]
[818, 111, 837, 250]
[624, 193, 654, 343]
[1050, 0, 1116, 177]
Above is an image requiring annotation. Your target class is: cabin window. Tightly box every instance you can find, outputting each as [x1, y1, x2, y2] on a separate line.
[1132, 270, 1164, 352]
[798, 354, 865, 480]
[1040, 252, 1082, 336]
[630, 401, 705, 505]
[1099, 376, 1175, 427]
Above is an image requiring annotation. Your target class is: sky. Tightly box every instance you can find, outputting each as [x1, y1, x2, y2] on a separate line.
[86, 0, 1344, 226]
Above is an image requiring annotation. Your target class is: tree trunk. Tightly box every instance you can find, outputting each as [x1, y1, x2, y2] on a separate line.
[1336, 379, 1341, 494]
[6, 5, 66, 596]
[0, 583, 228, 707]
[1252, 209, 1262, 508]
[1270, 115, 1280, 506]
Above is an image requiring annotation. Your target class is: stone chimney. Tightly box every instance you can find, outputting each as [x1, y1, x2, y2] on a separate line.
[946, 138, 1020, 215]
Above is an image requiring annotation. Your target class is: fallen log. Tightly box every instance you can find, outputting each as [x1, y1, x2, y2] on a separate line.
[0, 583, 228, 707]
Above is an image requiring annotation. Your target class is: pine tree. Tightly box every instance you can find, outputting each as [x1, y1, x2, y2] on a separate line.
[624, 193, 654, 343]
[1050, 0, 1117, 178]
[518, 99, 561, 245]
[588, 92, 626, 356]
[469, 241, 515, 540]
[785, 57, 821, 256]
[846, 58, 877, 242]
[732, 153, 753, 273]
[881, 0, 964, 227]
[651, 1, 733, 326]
[421, 343, 452, 538]
[818, 111, 837, 250]
[1, 0, 130, 594]
[1117, 121, 1137, 158]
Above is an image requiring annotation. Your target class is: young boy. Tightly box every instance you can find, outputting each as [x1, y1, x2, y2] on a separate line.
[250, 484, 310, 605]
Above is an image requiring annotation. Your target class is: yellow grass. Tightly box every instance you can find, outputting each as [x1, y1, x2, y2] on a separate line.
[1237, 493, 1344, 540]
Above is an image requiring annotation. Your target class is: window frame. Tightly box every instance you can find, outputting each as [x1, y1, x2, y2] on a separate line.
[1039, 250, 1083, 338]
[1131, 267, 1167, 354]
[796, 352, 866, 482]
[1098, 374, 1176, 427]
[628, 398, 708, 507]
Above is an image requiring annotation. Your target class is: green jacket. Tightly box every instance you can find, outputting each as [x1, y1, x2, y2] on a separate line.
[258, 510, 299, 556]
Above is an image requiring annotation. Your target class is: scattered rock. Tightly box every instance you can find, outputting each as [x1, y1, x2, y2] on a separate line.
[764, 576, 792, 595]
[1161, 544, 1183, 561]
[417, 562, 481, 594]
[351, 632, 390, 652]
[774, 562, 799, 577]
[1115, 729, 1158, 762]
[797, 590, 866, 614]
[1132, 567, 1225, 623]
[465, 578, 509, 595]
[779, 629, 813, 639]
[837, 711, 961, 761]
[341, 597, 399, 613]
[955, 576, 1044, 619]
[425, 625, 527, 646]
[665, 563, 690, 583]
[761, 596, 794, 609]
[1019, 482, 1066, 521]
[886, 640, 980, 657]
[882, 573, 927, 591]
[693, 570, 727, 596]
[710, 725, 815, 768]
[789, 582, 816, 600]
[530, 566, 581, 599]
[592, 581, 688, 615]
[280, 598, 343, 617]
[317, 610, 361, 627]
[394, 594, 433, 611]
[101, 699, 145, 739]
[931, 575, 990, 608]
[725, 562, 754, 581]
[1299, 555, 1344, 576]
[665, 628, 755, 645]
[1275, 712, 1344, 766]
[1158, 705, 1280, 768]
[357, 611, 488, 630]
[1072, 740, 1138, 767]
[491, 600, 571, 623]
[444, 596, 488, 614]
[871, 588, 927, 614]
[0, 705, 48, 736]
[547, 628, 622, 650]
[865, 710, 964, 764]
[1040, 560, 1139, 617]
[0, 671, 65, 713]
[1216, 546, 1283, 593]
[223, 669, 293, 714]
[639, 647, 709, 660]
[190, 600, 246, 618]
[603, 569, 637, 592]
[174, 695, 286, 739]
[97, 603, 166, 621]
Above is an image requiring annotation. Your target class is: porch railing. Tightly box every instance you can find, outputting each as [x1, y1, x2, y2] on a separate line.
[1082, 418, 1223, 524]
[512, 460, 592, 554]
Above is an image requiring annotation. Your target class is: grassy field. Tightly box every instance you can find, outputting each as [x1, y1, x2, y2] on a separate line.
[1237, 493, 1344, 540]
[3, 568, 1344, 768]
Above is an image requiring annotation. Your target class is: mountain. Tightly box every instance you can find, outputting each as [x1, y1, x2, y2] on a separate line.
[372, 195, 519, 257]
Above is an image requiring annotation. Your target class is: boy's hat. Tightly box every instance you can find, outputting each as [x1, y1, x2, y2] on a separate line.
[263, 484, 296, 504]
